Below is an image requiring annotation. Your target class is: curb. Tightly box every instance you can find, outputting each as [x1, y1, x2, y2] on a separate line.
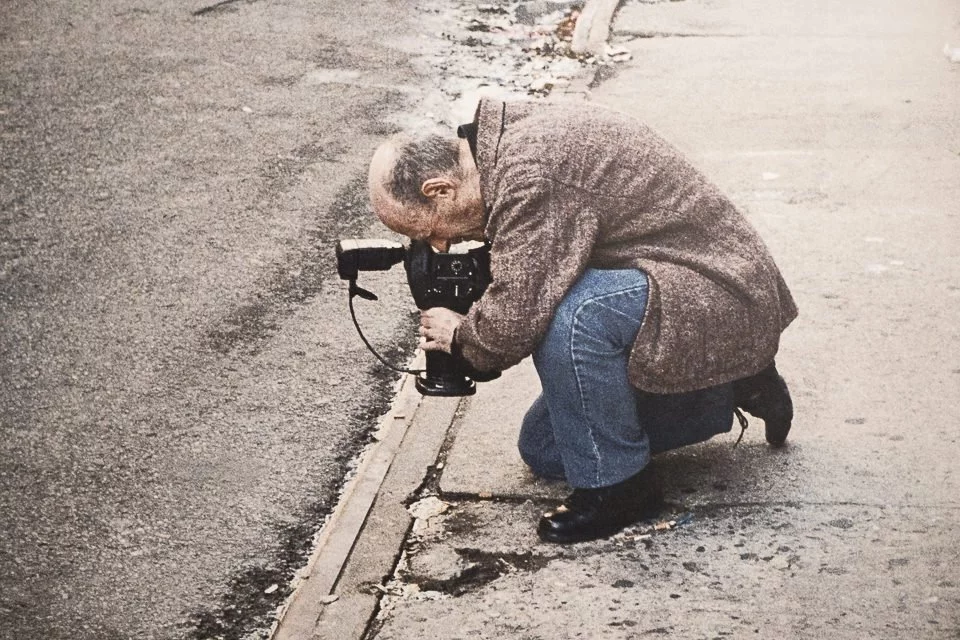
[571, 0, 623, 57]
[270, 371, 425, 640]
[270, 361, 464, 640]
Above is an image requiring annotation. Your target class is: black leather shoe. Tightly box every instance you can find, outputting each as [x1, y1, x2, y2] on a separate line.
[537, 467, 662, 544]
[733, 362, 793, 447]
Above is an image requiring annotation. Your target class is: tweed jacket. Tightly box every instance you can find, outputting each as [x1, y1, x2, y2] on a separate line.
[453, 99, 798, 394]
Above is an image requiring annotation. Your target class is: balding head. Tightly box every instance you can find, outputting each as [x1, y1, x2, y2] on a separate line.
[368, 137, 407, 232]
[368, 132, 486, 251]
[374, 133, 462, 203]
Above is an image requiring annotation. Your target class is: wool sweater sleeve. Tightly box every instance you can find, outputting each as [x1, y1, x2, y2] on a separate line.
[454, 173, 600, 372]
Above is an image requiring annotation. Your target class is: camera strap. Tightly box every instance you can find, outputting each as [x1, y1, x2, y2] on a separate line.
[347, 282, 424, 376]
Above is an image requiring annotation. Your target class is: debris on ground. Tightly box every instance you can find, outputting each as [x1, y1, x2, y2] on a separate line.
[613, 511, 695, 544]
[407, 496, 450, 521]
[413, 0, 636, 125]
[944, 43, 960, 63]
[556, 8, 581, 40]
[407, 496, 451, 536]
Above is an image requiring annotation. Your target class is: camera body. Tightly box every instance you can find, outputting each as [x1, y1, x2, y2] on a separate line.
[335, 238, 492, 396]
[402, 240, 491, 315]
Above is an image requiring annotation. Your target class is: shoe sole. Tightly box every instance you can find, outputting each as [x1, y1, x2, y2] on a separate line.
[537, 520, 629, 544]
[536, 501, 663, 544]
[765, 416, 791, 447]
[764, 374, 793, 447]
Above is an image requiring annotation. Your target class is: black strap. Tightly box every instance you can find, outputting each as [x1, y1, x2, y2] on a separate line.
[456, 122, 479, 162]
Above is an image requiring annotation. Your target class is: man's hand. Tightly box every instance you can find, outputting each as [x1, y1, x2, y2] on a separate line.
[419, 307, 464, 354]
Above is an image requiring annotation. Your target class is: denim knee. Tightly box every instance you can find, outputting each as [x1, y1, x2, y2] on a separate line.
[533, 289, 579, 372]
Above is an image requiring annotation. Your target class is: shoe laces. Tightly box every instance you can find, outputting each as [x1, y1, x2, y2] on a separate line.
[733, 407, 749, 447]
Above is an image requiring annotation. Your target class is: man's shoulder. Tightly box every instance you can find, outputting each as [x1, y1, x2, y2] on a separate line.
[502, 101, 655, 183]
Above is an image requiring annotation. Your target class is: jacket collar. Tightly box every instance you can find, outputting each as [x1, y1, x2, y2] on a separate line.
[456, 121, 478, 162]
[465, 98, 507, 211]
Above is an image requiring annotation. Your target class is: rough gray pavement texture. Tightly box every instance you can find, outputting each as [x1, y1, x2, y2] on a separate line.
[369, 0, 960, 637]
[0, 1, 450, 638]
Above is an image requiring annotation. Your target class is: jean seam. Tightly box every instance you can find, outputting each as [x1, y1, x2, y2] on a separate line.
[593, 300, 645, 325]
[569, 282, 648, 486]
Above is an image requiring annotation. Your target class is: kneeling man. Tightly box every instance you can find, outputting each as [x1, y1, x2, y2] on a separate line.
[367, 99, 797, 544]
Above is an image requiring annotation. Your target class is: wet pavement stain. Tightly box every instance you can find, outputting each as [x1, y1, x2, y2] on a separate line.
[192, 0, 261, 18]
[181, 355, 414, 639]
[412, 549, 556, 597]
[203, 173, 371, 356]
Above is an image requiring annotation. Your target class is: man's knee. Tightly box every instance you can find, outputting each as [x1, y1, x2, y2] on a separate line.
[534, 293, 582, 367]
[536, 270, 617, 361]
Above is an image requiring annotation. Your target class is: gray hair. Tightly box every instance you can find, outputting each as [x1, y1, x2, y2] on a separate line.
[387, 134, 462, 205]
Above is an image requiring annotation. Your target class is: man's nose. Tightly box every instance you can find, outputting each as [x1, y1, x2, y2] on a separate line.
[428, 237, 451, 253]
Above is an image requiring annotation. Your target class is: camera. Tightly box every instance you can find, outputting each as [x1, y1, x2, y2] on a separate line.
[336, 238, 492, 396]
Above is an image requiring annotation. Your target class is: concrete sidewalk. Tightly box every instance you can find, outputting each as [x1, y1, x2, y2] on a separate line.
[282, 0, 960, 637]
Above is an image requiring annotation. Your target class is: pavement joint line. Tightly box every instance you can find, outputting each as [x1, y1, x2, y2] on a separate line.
[696, 500, 960, 511]
[270, 370, 424, 640]
[433, 492, 960, 510]
[614, 30, 746, 38]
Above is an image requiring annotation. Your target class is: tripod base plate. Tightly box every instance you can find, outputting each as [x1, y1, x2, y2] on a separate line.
[415, 374, 476, 397]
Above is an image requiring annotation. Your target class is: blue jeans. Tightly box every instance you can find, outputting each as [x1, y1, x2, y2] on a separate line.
[519, 268, 734, 489]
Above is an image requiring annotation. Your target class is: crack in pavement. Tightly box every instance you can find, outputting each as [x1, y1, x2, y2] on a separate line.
[615, 30, 746, 38]
[192, 0, 261, 18]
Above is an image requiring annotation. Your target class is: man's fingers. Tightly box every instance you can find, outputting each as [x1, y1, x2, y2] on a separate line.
[417, 307, 460, 354]
[419, 338, 440, 352]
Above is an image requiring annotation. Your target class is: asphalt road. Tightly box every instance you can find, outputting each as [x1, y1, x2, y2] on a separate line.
[0, 1, 449, 638]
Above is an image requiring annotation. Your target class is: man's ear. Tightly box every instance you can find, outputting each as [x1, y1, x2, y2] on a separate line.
[421, 177, 456, 200]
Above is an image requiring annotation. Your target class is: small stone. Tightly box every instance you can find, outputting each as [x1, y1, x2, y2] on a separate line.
[264, 584, 279, 594]
[827, 517, 855, 529]
[528, 77, 556, 92]
[605, 45, 632, 61]
[944, 43, 960, 63]
[408, 496, 450, 520]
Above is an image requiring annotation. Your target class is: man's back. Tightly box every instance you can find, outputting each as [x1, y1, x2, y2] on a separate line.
[459, 98, 797, 393]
